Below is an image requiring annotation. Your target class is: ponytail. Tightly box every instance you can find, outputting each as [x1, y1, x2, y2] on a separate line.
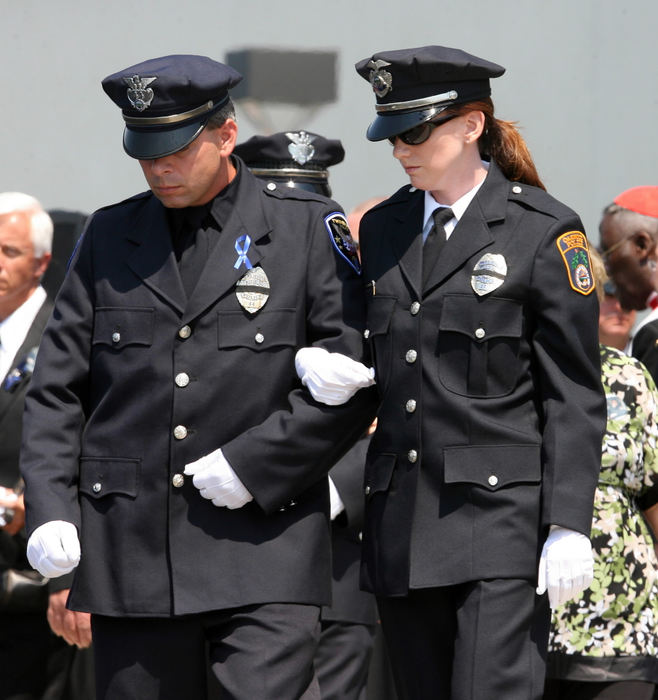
[445, 99, 546, 191]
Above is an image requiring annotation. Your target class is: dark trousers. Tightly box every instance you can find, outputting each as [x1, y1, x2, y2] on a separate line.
[544, 679, 655, 700]
[315, 620, 376, 700]
[377, 579, 550, 700]
[92, 603, 321, 700]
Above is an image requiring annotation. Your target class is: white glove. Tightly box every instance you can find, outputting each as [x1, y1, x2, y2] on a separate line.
[328, 476, 345, 520]
[295, 347, 375, 406]
[536, 525, 594, 608]
[27, 520, 80, 578]
[184, 448, 253, 509]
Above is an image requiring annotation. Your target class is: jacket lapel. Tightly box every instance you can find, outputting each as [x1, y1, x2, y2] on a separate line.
[126, 197, 187, 314]
[182, 169, 271, 324]
[389, 190, 424, 300]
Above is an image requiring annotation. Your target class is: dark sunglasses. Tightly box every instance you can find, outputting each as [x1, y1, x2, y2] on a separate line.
[388, 114, 458, 146]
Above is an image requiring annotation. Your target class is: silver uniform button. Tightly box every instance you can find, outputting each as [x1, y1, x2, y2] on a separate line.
[475, 327, 486, 339]
[178, 325, 192, 339]
[405, 349, 418, 363]
[512, 185, 523, 194]
[112, 332, 121, 343]
[175, 372, 190, 388]
[172, 473, 185, 488]
[410, 301, 421, 315]
[364, 329, 371, 339]
[173, 425, 188, 440]
[407, 449, 418, 463]
[405, 399, 417, 413]
[488, 474, 499, 487]
[92, 482, 102, 493]
[255, 332, 265, 344]
[365, 485, 371, 495]
[267, 182, 277, 191]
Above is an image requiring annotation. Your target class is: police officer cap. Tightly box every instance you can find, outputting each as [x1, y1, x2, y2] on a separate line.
[355, 45, 505, 142]
[234, 131, 344, 197]
[102, 54, 243, 160]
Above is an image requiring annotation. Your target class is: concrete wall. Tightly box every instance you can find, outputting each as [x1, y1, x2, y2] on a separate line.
[2, 0, 656, 242]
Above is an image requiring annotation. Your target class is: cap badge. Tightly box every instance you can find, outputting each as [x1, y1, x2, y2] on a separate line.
[236, 266, 270, 314]
[367, 60, 393, 98]
[286, 131, 316, 165]
[556, 231, 595, 295]
[123, 74, 157, 112]
[471, 253, 507, 296]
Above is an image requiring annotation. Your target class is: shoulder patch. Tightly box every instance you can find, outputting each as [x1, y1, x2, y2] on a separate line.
[556, 231, 595, 295]
[325, 212, 361, 274]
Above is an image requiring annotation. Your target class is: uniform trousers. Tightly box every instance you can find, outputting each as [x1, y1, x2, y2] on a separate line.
[377, 579, 550, 700]
[92, 602, 321, 700]
[543, 679, 655, 700]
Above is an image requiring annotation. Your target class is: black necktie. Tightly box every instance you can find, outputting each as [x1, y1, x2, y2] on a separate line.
[422, 207, 454, 285]
[170, 206, 215, 298]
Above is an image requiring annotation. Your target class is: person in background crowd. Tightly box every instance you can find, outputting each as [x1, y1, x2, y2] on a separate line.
[597, 280, 636, 353]
[545, 246, 658, 700]
[599, 186, 658, 377]
[234, 130, 379, 700]
[0, 192, 92, 699]
[20, 55, 375, 700]
[300, 44, 606, 699]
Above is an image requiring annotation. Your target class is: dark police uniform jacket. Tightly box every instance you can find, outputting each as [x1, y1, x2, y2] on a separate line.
[358, 161, 606, 596]
[20, 164, 375, 617]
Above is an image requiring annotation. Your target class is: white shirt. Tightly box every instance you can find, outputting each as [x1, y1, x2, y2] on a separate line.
[0, 286, 47, 380]
[421, 162, 489, 242]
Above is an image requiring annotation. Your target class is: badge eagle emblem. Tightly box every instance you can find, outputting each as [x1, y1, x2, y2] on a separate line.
[123, 74, 157, 112]
[366, 59, 393, 98]
[286, 131, 316, 165]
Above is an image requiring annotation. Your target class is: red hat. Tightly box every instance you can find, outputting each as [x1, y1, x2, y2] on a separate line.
[614, 186, 658, 218]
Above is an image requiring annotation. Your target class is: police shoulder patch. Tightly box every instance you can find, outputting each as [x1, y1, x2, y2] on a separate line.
[556, 230, 595, 295]
[325, 212, 361, 274]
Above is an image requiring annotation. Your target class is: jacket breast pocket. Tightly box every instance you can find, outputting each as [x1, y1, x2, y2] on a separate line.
[438, 294, 523, 397]
[79, 458, 140, 500]
[217, 309, 297, 351]
[92, 307, 155, 350]
[365, 296, 396, 395]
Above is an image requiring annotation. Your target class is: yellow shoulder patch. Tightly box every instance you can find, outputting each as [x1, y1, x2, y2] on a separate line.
[556, 231, 595, 295]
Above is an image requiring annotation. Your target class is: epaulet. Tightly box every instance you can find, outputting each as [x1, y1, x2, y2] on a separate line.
[363, 184, 417, 218]
[507, 182, 576, 220]
[261, 181, 331, 205]
[94, 190, 152, 214]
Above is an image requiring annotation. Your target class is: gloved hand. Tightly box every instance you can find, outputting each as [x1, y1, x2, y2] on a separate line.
[536, 525, 594, 608]
[184, 448, 253, 509]
[328, 476, 345, 521]
[295, 347, 375, 406]
[27, 520, 81, 578]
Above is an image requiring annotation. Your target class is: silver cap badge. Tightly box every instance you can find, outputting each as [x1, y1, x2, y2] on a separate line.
[286, 131, 316, 165]
[123, 75, 157, 112]
[367, 60, 393, 98]
[471, 253, 507, 296]
[236, 266, 270, 314]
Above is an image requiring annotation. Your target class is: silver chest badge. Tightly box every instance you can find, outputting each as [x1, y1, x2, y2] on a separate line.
[236, 266, 270, 314]
[286, 131, 316, 165]
[123, 75, 157, 112]
[367, 60, 393, 98]
[471, 253, 507, 296]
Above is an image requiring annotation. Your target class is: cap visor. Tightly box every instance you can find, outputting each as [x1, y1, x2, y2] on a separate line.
[123, 120, 205, 160]
[366, 106, 447, 142]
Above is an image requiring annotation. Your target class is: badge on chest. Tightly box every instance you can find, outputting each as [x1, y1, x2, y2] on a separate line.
[236, 266, 270, 313]
[471, 253, 507, 296]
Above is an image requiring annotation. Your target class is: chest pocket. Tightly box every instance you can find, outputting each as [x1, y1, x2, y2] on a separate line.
[365, 296, 396, 395]
[438, 294, 523, 397]
[217, 309, 297, 351]
[92, 307, 155, 349]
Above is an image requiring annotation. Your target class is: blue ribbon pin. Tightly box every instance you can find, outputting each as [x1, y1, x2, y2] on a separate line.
[234, 234, 253, 270]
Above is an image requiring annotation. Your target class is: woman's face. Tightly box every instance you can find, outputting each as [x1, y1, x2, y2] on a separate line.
[390, 112, 484, 199]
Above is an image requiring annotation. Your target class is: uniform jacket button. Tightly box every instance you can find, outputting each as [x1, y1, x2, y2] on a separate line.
[173, 425, 188, 440]
[172, 473, 185, 488]
[405, 399, 417, 413]
[407, 449, 418, 463]
[405, 349, 418, 363]
[475, 327, 486, 339]
[488, 474, 499, 486]
[92, 482, 102, 493]
[410, 302, 421, 315]
[255, 332, 265, 344]
[178, 325, 192, 339]
[112, 332, 121, 343]
[365, 485, 371, 495]
[175, 372, 190, 387]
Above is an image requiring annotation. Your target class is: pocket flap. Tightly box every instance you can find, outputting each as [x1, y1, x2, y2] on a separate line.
[92, 307, 155, 348]
[366, 296, 396, 337]
[364, 453, 397, 497]
[443, 445, 540, 490]
[439, 295, 522, 342]
[79, 458, 140, 499]
[218, 309, 296, 350]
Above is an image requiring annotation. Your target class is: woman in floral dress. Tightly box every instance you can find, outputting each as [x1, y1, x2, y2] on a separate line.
[545, 251, 658, 700]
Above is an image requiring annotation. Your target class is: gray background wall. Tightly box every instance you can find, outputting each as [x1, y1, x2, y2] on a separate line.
[2, 0, 656, 243]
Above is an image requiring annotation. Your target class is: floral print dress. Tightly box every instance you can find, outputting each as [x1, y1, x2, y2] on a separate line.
[547, 345, 658, 682]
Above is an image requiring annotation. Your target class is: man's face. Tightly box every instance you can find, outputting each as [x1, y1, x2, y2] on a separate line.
[139, 120, 237, 208]
[0, 212, 50, 319]
[599, 212, 653, 311]
[598, 294, 636, 349]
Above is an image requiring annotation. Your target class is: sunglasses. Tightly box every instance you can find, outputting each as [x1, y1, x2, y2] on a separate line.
[388, 114, 458, 146]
